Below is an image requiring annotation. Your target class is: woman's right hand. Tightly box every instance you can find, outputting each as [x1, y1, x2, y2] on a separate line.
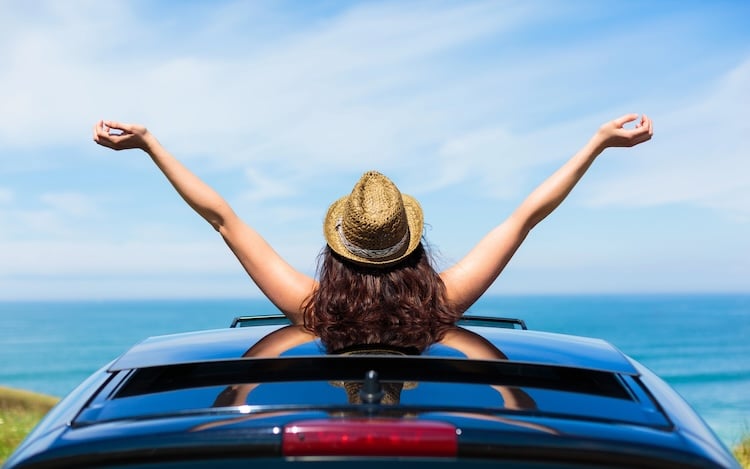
[594, 113, 653, 149]
[92, 119, 316, 322]
[93, 120, 153, 151]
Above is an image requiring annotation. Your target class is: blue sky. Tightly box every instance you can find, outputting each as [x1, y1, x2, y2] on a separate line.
[1, 0, 748, 300]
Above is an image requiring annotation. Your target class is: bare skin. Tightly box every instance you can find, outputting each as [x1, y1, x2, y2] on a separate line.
[94, 115, 652, 408]
[93, 123, 316, 322]
[92, 114, 652, 322]
[212, 325, 534, 410]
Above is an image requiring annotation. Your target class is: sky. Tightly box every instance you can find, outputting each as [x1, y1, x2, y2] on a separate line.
[0, 0, 748, 300]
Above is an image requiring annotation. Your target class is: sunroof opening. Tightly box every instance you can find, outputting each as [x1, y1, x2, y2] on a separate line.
[114, 356, 632, 401]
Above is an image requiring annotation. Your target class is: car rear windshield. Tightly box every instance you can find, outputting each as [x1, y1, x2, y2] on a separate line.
[76, 355, 669, 429]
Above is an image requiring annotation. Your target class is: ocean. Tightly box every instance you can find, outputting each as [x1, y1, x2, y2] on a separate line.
[1, 294, 748, 447]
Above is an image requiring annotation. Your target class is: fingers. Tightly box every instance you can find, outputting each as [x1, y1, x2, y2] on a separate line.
[93, 120, 124, 149]
[93, 120, 115, 136]
[92, 121, 101, 142]
[626, 115, 653, 146]
[96, 120, 136, 137]
[635, 114, 652, 137]
[644, 113, 654, 137]
[92, 120, 111, 144]
[103, 120, 128, 132]
[599, 113, 652, 147]
[612, 113, 639, 128]
[92, 119, 150, 151]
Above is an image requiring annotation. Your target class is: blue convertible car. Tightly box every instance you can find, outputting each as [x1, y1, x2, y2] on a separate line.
[4, 314, 741, 468]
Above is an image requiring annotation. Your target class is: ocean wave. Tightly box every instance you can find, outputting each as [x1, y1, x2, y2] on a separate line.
[662, 370, 750, 385]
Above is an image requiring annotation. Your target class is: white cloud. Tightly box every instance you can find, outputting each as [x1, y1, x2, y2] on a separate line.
[581, 58, 750, 219]
[0, 207, 82, 240]
[1, 1, 749, 298]
[0, 1, 542, 171]
[0, 234, 320, 286]
[0, 187, 13, 204]
[0, 240, 237, 275]
[238, 168, 297, 203]
[2, 0, 737, 199]
[0, 192, 100, 241]
[39, 192, 98, 217]
[0, 1, 135, 145]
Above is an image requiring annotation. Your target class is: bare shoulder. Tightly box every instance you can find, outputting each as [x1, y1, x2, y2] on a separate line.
[243, 325, 317, 358]
[439, 327, 507, 360]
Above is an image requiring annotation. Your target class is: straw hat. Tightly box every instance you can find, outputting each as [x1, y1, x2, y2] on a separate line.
[324, 171, 423, 267]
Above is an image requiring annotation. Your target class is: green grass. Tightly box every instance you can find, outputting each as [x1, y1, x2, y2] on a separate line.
[0, 386, 59, 464]
[0, 385, 748, 467]
[736, 435, 750, 469]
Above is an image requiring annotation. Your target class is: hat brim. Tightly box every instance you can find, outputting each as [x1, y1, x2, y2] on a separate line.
[324, 193, 423, 267]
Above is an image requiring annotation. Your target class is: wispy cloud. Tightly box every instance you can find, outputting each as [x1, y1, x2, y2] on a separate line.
[0, 191, 101, 241]
[0, 187, 13, 204]
[238, 168, 297, 203]
[1, 1, 748, 298]
[581, 58, 750, 219]
[0, 1, 541, 171]
[0, 240, 230, 275]
[39, 192, 98, 217]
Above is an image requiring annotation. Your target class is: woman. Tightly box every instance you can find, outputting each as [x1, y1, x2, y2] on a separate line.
[93, 114, 653, 357]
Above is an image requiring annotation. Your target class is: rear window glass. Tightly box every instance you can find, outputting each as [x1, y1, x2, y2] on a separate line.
[81, 376, 667, 429]
[81, 340, 668, 429]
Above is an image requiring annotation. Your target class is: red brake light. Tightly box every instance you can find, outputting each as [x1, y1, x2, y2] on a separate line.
[282, 418, 458, 457]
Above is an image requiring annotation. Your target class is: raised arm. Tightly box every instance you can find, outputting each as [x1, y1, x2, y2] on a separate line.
[93, 121, 315, 323]
[441, 114, 653, 312]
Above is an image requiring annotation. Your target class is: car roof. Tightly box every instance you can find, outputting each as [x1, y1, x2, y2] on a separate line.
[109, 319, 637, 375]
[96, 317, 658, 430]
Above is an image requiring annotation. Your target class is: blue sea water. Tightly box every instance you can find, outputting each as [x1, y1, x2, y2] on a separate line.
[0, 294, 748, 447]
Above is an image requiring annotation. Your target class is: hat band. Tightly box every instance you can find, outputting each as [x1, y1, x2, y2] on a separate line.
[336, 218, 409, 260]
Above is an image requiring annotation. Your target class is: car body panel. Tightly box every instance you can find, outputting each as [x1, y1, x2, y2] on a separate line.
[109, 322, 638, 375]
[4, 314, 741, 469]
[6, 408, 734, 469]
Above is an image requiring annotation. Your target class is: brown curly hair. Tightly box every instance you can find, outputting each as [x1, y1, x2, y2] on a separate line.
[303, 243, 459, 353]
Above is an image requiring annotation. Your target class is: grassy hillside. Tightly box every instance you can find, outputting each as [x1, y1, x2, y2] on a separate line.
[737, 436, 750, 468]
[0, 386, 59, 464]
